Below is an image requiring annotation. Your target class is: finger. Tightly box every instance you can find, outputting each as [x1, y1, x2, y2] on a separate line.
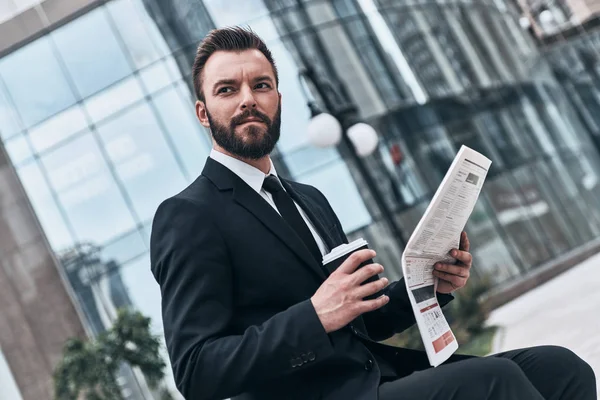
[354, 277, 389, 299]
[460, 231, 470, 252]
[355, 294, 389, 314]
[434, 263, 470, 277]
[449, 249, 472, 266]
[351, 263, 384, 285]
[337, 249, 377, 274]
[433, 270, 467, 288]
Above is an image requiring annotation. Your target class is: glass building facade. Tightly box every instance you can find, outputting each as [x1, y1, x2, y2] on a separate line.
[1, 0, 600, 397]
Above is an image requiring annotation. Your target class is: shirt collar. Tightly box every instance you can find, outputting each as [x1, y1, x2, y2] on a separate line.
[210, 149, 278, 194]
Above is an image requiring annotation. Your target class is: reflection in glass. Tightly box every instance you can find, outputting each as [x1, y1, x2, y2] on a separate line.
[84, 75, 145, 124]
[138, 60, 177, 95]
[464, 202, 521, 284]
[0, 80, 23, 139]
[100, 229, 147, 267]
[0, 37, 77, 128]
[107, 0, 171, 69]
[4, 135, 33, 165]
[512, 165, 572, 254]
[203, 0, 278, 42]
[52, 6, 133, 98]
[58, 244, 150, 399]
[298, 160, 371, 233]
[40, 134, 137, 244]
[28, 104, 88, 153]
[283, 145, 340, 177]
[485, 175, 552, 268]
[151, 84, 211, 179]
[15, 161, 75, 251]
[97, 102, 188, 222]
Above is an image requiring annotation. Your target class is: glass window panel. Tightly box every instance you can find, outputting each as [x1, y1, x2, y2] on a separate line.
[0, 37, 77, 128]
[283, 145, 340, 177]
[52, 7, 133, 98]
[97, 102, 188, 221]
[464, 202, 522, 284]
[511, 166, 573, 253]
[297, 160, 372, 233]
[4, 135, 33, 165]
[204, 1, 279, 43]
[100, 229, 147, 267]
[40, 133, 137, 244]
[0, 81, 23, 139]
[59, 245, 128, 335]
[164, 56, 184, 81]
[108, 255, 163, 333]
[138, 61, 176, 95]
[106, 0, 171, 70]
[84, 75, 145, 123]
[142, 219, 153, 248]
[28, 104, 88, 153]
[484, 175, 552, 268]
[151, 85, 211, 178]
[15, 161, 75, 251]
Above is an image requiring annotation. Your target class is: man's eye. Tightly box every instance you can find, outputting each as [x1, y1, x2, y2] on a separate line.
[217, 87, 234, 94]
[255, 82, 271, 89]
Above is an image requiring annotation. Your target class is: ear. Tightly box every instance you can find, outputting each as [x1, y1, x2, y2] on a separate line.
[196, 100, 210, 129]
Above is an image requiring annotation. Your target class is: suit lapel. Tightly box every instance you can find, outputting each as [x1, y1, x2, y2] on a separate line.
[202, 158, 327, 280]
[232, 181, 327, 280]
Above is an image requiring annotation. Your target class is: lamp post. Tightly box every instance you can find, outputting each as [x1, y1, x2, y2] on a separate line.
[298, 67, 406, 249]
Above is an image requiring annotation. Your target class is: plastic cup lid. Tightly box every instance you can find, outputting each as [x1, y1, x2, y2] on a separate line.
[322, 238, 368, 265]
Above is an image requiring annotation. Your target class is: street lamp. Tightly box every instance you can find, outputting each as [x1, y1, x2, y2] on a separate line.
[298, 67, 406, 249]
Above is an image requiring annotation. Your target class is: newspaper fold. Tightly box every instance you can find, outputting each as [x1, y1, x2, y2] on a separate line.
[402, 145, 491, 367]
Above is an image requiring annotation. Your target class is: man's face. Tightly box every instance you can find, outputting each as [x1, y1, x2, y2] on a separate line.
[196, 49, 281, 160]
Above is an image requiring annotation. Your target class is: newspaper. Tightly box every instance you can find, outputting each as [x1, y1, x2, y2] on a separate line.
[402, 145, 491, 367]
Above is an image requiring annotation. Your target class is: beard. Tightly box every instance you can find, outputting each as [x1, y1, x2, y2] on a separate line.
[206, 103, 281, 160]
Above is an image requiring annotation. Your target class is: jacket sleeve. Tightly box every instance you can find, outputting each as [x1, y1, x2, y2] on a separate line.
[150, 197, 334, 400]
[312, 188, 454, 342]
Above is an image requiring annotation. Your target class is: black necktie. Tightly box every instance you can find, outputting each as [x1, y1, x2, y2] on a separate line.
[262, 175, 323, 264]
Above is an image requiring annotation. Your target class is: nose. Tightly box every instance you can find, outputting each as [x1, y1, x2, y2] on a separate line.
[240, 84, 257, 109]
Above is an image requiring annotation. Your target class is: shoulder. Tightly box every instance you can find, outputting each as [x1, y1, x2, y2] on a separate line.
[285, 179, 328, 202]
[151, 175, 225, 234]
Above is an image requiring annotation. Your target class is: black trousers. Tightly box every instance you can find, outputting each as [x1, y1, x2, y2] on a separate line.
[378, 345, 597, 400]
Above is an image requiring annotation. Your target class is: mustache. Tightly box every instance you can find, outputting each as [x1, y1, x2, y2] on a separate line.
[231, 109, 272, 127]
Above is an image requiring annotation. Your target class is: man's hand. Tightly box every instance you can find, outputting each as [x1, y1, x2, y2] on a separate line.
[433, 231, 472, 294]
[311, 249, 390, 334]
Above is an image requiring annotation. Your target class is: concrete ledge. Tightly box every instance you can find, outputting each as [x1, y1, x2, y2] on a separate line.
[0, 0, 105, 58]
[483, 237, 600, 310]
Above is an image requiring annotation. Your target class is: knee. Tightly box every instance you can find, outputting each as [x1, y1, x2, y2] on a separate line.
[538, 346, 594, 375]
[535, 346, 596, 387]
[473, 357, 527, 382]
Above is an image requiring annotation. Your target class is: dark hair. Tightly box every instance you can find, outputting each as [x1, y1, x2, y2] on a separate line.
[192, 26, 279, 102]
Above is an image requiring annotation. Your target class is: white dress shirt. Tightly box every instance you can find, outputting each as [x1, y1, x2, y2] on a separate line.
[210, 149, 328, 257]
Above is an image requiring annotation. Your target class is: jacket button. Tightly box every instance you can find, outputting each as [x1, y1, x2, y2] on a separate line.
[364, 359, 374, 371]
[307, 351, 316, 361]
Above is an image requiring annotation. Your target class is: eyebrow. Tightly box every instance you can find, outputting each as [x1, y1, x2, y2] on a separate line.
[212, 79, 238, 92]
[253, 75, 274, 83]
[212, 75, 275, 93]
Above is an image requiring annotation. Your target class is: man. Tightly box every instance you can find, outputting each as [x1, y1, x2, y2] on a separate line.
[150, 27, 596, 400]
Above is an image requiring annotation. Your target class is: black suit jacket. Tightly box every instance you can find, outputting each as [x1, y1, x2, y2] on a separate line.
[150, 157, 454, 400]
